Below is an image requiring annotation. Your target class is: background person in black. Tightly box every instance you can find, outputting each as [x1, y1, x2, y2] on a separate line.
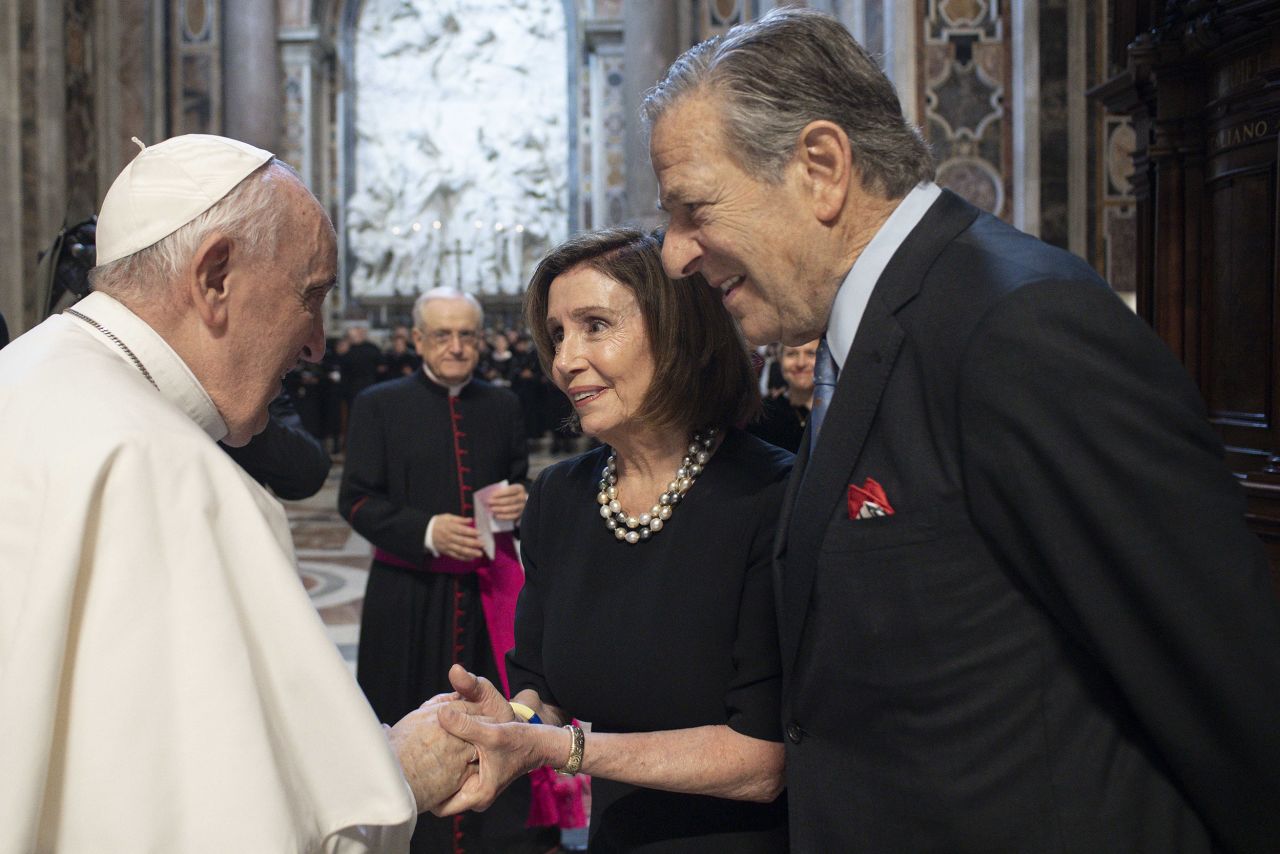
[747, 339, 818, 454]
[221, 387, 331, 500]
[433, 229, 791, 853]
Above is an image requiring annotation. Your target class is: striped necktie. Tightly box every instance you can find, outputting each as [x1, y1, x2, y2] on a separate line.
[809, 336, 838, 454]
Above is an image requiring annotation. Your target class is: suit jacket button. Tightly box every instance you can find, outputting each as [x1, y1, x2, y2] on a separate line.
[785, 722, 802, 744]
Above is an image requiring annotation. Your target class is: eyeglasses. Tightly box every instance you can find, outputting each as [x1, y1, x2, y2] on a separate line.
[425, 329, 480, 346]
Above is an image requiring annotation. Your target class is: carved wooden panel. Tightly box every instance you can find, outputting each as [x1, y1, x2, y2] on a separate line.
[1096, 0, 1280, 587]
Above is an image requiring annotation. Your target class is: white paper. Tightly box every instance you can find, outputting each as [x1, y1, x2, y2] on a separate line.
[474, 479, 516, 560]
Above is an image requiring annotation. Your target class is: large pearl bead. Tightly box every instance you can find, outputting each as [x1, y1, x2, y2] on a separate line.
[639, 513, 651, 526]
[599, 504, 612, 519]
[659, 505, 672, 520]
[625, 530, 640, 544]
[649, 518, 663, 532]
[597, 492, 609, 505]
[626, 516, 639, 529]
[609, 499, 621, 514]
[614, 527, 627, 540]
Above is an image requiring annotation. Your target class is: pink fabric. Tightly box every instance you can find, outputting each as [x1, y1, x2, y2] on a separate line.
[528, 766, 589, 829]
[372, 535, 521, 695]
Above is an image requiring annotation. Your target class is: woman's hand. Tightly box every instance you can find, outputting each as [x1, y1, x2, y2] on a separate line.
[431, 710, 566, 815]
[420, 665, 516, 721]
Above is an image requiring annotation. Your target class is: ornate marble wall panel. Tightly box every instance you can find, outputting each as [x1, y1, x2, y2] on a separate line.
[65, 0, 97, 221]
[346, 0, 569, 298]
[0, 0, 27, 332]
[93, 0, 163, 205]
[11, 0, 66, 330]
[1038, 0, 1068, 246]
[279, 0, 313, 29]
[590, 0, 622, 19]
[170, 0, 222, 135]
[280, 39, 322, 186]
[580, 27, 625, 229]
[693, 0, 750, 40]
[1087, 2, 1135, 297]
[922, 0, 1012, 221]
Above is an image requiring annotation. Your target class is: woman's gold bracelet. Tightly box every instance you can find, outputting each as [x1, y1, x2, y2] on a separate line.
[557, 723, 584, 775]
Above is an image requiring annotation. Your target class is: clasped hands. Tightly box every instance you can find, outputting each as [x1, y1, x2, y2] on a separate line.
[389, 663, 562, 816]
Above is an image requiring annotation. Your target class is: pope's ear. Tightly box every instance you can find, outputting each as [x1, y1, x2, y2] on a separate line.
[190, 232, 233, 328]
[797, 120, 852, 223]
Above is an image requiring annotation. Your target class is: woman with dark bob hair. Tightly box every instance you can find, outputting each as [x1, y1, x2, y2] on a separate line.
[434, 228, 793, 852]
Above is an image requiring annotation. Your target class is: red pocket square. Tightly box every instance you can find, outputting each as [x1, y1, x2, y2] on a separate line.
[848, 478, 894, 520]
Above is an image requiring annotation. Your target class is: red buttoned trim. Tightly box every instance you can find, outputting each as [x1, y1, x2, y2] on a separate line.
[347, 496, 369, 522]
[447, 396, 473, 515]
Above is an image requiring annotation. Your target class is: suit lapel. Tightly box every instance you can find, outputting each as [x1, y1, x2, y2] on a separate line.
[775, 190, 981, 672]
[779, 309, 905, 669]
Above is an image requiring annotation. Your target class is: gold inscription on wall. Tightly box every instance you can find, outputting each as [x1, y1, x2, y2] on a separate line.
[1216, 52, 1265, 98]
[1211, 117, 1276, 153]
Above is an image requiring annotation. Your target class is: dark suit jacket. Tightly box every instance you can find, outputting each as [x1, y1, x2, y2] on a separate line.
[776, 190, 1280, 853]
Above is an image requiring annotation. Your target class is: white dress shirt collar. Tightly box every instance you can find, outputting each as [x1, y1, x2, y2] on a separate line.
[68, 291, 228, 441]
[826, 182, 942, 370]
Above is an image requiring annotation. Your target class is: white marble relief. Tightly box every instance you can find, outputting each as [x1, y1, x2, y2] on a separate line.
[349, 0, 568, 297]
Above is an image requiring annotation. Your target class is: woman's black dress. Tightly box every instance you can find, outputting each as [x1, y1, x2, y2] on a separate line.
[508, 429, 793, 853]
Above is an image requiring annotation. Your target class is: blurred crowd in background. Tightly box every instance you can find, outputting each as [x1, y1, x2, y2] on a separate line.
[288, 323, 813, 459]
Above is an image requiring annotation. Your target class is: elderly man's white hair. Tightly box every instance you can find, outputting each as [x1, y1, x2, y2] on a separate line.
[88, 159, 299, 304]
[412, 287, 484, 330]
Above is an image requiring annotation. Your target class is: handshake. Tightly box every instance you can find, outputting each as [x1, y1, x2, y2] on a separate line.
[386, 664, 569, 815]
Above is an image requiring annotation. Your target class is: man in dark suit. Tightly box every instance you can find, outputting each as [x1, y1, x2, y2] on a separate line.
[646, 8, 1280, 852]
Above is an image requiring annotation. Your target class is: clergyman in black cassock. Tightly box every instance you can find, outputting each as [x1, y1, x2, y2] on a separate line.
[339, 290, 552, 854]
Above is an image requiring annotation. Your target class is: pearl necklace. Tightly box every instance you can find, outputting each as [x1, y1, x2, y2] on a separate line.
[597, 428, 717, 545]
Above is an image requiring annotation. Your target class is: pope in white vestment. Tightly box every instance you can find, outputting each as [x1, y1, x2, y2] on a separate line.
[0, 291, 417, 850]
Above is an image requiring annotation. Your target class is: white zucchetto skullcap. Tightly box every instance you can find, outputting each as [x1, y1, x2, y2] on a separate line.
[95, 134, 274, 266]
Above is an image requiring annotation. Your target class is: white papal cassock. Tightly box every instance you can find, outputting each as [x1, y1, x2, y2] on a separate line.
[0, 292, 416, 851]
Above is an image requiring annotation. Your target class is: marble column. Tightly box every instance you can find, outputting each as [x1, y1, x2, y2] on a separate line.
[0, 0, 67, 335]
[93, 0, 163, 205]
[622, 0, 680, 230]
[279, 30, 327, 196]
[225, 0, 282, 151]
[0, 0, 22, 335]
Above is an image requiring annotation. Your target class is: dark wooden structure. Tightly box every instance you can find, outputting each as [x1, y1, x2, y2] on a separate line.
[1095, 0, 1280, 588]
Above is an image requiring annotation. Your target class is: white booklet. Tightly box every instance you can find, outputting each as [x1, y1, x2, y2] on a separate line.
[474, 479, 516, 560]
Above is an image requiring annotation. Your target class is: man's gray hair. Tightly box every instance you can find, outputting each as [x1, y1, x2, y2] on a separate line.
[412, 288, 484, 331]
[642, 7, 934, 198]
[88, 158, 299, 302]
